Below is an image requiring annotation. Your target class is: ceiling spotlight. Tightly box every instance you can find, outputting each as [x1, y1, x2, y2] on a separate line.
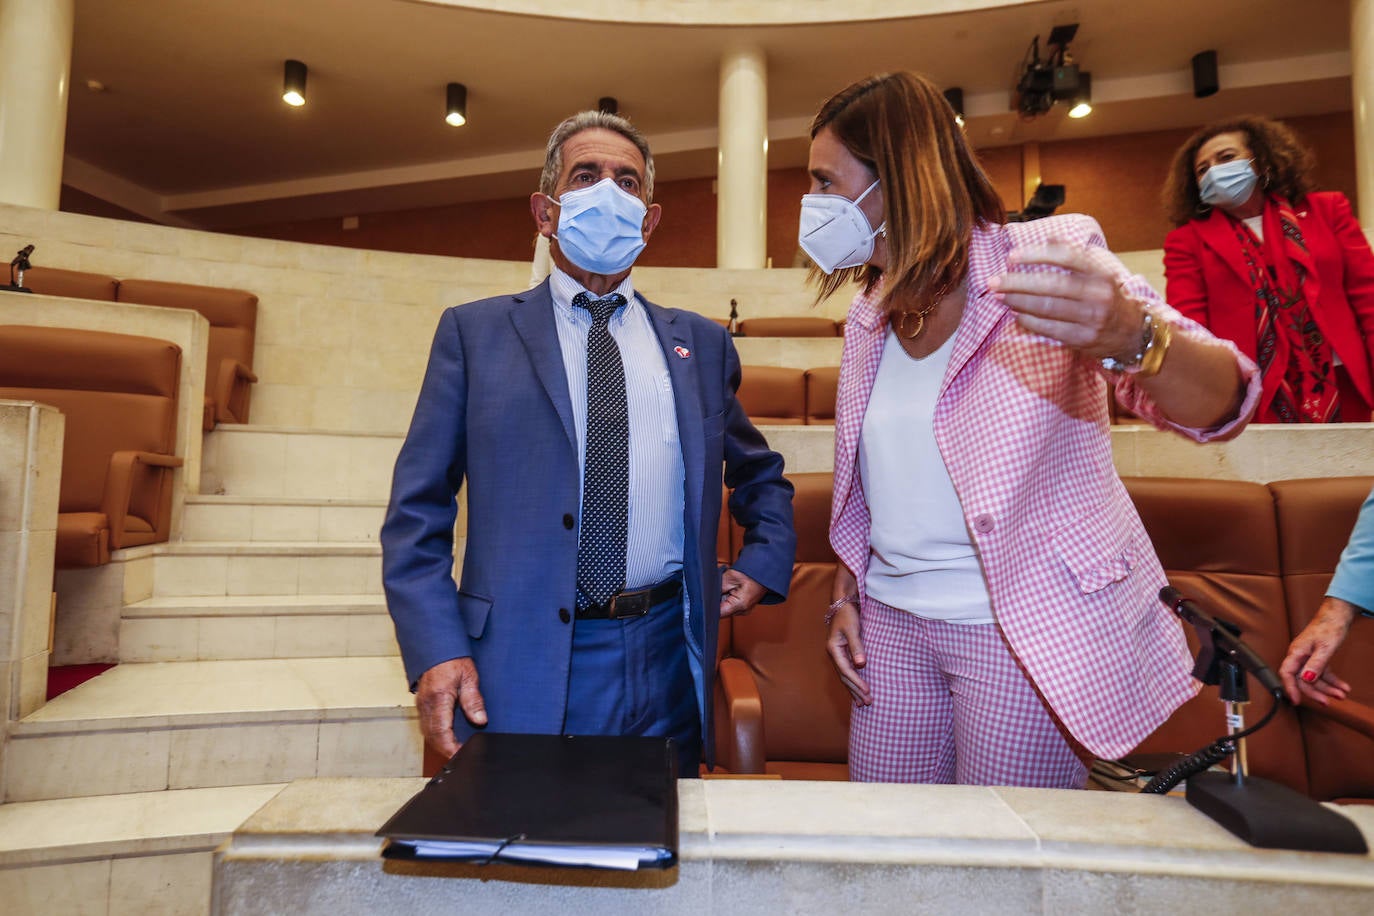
[943, 87, 965, 127]
[446, 82, 467, 127]
[1013, 23, 1083, 119]
[1067, 73, 1092, 118]
[598, 96, 618, 115]
[282, 59, 307, 107]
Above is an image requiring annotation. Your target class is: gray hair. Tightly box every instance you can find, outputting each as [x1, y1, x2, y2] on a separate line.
[539, 111, 656, 202]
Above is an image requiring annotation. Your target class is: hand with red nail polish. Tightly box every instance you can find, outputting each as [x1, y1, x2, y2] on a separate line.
[1279, 597, 1356, 705]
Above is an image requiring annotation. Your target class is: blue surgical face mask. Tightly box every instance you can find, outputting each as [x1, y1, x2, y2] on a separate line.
[548, 178, 648, 275]
[1199, 159, 1259, 211]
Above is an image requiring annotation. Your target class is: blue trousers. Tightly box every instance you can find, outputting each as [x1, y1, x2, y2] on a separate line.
[563, 587, 701, 778]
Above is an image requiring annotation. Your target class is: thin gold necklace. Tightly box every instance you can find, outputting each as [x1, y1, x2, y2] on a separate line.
[895, 280, 952, 340]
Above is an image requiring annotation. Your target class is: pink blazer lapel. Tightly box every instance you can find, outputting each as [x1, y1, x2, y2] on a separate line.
[945, 226, 1014, 396]
[829, 289, 886, 577]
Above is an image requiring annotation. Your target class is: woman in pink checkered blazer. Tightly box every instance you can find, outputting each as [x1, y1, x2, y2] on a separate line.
[803, 73, 1262, 787]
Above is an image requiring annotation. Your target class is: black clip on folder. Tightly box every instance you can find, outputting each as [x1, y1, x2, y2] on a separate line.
[377, 732, 679, 870]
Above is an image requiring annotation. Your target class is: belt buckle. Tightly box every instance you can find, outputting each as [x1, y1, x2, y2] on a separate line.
[607, 589, 650, 620]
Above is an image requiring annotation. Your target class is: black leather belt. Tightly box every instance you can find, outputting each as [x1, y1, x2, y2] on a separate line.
[576, 575, 682, 620]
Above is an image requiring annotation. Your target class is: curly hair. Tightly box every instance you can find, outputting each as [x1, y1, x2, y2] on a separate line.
[1162, 115, 1315, 227]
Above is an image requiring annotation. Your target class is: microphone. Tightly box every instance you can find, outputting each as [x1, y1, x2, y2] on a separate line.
[1151, 586, 1367, 854]
[1159, 587, 1283, 697]
[11, 244, 34, 265]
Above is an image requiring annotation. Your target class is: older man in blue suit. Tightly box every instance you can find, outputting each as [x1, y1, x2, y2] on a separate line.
[381, 111, 795, 775]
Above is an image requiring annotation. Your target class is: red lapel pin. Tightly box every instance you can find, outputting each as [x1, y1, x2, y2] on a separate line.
[674, 346, 691, 359]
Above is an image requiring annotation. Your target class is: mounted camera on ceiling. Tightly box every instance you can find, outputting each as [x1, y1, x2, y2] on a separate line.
[1014, 23, 1089, 119]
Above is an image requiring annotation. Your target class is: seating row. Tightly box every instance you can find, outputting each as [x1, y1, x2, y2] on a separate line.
[737, 365, 837, 425]
[734, 317, 842, 338]
[0, 325, 183, 567]
[739, 367, 1162, 428]
[19, 266, 258, 431]
[714, 472, 1374, 803]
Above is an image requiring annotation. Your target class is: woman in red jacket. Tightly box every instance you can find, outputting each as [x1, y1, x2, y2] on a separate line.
[1163, 116, 1374, 422]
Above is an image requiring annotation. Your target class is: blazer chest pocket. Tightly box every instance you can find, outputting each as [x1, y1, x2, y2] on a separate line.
[702, 409, 725, 441]
[458, 590, 493, 639]
[1052, 507, 1137, 594]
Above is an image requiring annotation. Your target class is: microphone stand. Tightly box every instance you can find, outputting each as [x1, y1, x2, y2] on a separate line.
[1155, 589, 1366, 854]
[727, 298, 740, 337]
[3, 245, 34, 293]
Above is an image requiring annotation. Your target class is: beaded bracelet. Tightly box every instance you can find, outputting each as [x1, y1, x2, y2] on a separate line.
[824, 594, 858, 626]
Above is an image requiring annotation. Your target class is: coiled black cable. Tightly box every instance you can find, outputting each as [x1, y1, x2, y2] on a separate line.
[1138, 691, 1282, 794]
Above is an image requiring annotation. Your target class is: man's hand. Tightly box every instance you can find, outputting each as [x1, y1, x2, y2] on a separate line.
[415, 657, 488, 758]
[1279, 597, 1357, 706]
[720, 568, 766, 618]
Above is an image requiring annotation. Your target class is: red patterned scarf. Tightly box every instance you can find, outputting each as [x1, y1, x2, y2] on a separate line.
[1231, 196, 1339, 422]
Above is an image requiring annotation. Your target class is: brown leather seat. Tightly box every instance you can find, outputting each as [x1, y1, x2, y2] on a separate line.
[736, 317, 839, 338]
[1124, 477, 1309, 793]
[804, 366, 838, 425]
[737, 366, 806, 425]
[117, 279, 258, 431]
[718, 472, 850, 779]
[21, 266, 120, 301]
[1271, 476, 1374, 802]
[0, 325, 183, 567]
[710, 473, 1374, 796]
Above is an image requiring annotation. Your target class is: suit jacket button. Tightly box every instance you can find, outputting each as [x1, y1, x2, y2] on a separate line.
[562, 513, 575, 530]
[559, 608, 571, 624]
[973, 514, 995, 534]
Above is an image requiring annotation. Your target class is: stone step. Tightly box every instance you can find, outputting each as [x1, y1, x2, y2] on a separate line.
[149, 542, 385, 599]
[733, 336, 843, 370]
[180, 496, 386, 543]
[120, 595, 396, 662]
[4, 658, 420, 803]
[0, 783, 285, 916]
[200, 426, 401, 500]
[195, 420, 835, 505]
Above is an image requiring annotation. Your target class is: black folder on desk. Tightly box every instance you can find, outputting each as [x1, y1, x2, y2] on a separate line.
[377, 732, 678, 870]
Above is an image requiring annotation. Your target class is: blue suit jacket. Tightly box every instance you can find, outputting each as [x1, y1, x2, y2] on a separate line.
[381, 280, 795, 760]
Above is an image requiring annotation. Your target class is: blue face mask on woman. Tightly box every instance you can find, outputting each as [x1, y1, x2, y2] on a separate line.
[1199, 159, 1259, 211]
[548, 178, 648, 275]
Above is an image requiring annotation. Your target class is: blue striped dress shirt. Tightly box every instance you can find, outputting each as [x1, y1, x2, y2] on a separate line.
[549, 267, 685, 590]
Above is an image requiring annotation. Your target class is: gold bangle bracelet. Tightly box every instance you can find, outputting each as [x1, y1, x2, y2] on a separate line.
[1136, 318, 1173, 379]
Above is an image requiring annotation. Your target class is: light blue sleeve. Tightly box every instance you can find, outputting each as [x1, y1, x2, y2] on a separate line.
[1327, 486, 1374, 616]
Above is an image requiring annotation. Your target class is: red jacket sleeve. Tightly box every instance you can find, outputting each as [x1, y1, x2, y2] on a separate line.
[1163, 224, 1210, 327]
[1316, 192, 1374, 344]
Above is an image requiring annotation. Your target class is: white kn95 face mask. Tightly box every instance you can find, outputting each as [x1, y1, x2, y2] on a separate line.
[798, 179, 885, 274]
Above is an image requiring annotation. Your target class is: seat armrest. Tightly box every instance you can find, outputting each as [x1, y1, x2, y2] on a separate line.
[718, 656, 766, 775]
[101, 450, 184, 548]
[1301, 697, 1374, 740]
[215, 357, 258, 424]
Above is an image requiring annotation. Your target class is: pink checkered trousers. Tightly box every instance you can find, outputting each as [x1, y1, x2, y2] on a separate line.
[850, 598, 1088, 787]
[829, 214, 1263, 763]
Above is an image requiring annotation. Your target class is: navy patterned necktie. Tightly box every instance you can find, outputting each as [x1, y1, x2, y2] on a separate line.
[573, 292, 629, 607]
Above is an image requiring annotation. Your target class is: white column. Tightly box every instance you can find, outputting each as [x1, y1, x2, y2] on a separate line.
[717, 46, 768, 269]
[0, 0, 74, 209]
[1354, 0, 1374, 227]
